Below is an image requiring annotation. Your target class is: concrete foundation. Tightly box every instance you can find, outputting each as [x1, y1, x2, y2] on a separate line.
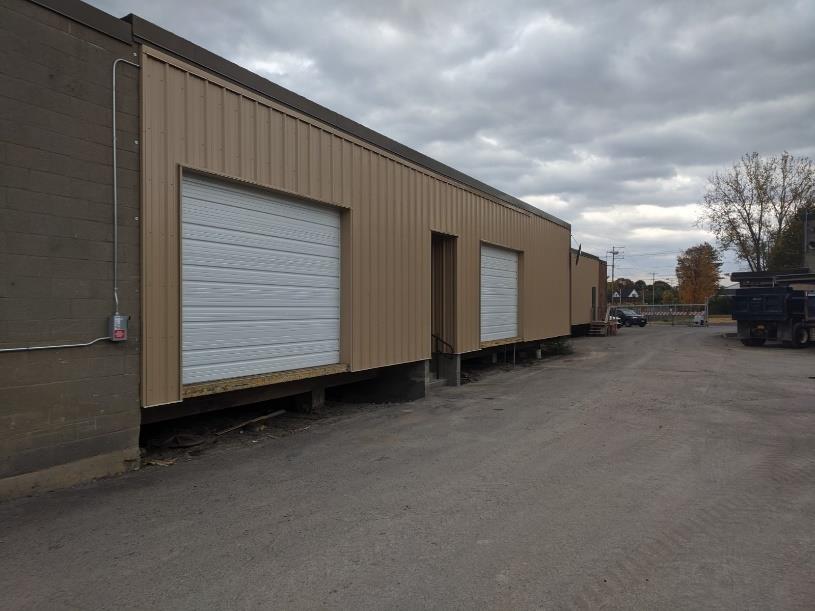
[0, 447, 140, 501]
[328, 360, 429, 403]
[436, 354, 461, 386]
[294, 388, 326, 413]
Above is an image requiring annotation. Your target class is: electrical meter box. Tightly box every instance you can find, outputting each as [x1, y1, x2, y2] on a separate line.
[109, 314, 129, 342]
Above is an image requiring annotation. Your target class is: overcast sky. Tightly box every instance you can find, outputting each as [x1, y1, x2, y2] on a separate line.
[91, 0, 815, 282]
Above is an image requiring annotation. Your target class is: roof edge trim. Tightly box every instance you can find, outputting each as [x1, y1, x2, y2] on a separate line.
[29, 0, 132, 43]
[571, 247, 603, 262]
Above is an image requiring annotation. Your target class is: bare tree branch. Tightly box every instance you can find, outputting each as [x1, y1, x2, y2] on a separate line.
[698, 152, 815, 271]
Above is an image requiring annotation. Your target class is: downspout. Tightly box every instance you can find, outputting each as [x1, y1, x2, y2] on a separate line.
[111, 57, 140, 315]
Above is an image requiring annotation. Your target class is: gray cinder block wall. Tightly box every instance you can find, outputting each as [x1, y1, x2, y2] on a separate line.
[0, 0, 141, 497]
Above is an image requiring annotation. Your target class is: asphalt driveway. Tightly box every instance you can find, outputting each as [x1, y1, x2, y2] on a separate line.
[1, 325, 813, 610]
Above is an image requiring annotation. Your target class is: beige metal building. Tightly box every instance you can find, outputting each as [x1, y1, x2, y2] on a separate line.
[135, 25, 572, 409]
[570, 249, 607, 332]
[0, 0, 575, 495]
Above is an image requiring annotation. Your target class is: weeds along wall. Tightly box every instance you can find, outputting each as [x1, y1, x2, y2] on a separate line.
[140, 46, 571, 407]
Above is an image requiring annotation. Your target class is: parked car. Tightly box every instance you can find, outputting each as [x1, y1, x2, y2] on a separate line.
[610, 307, 647, 327]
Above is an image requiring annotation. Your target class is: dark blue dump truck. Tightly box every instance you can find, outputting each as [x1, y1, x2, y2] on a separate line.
[730, 270, 815, 347]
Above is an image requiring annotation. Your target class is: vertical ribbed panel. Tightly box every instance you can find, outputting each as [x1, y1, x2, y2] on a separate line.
[570, 253, 602, 325]
[141, 46, 571, 406]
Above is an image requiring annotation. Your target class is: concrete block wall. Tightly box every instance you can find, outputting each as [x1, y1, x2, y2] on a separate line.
[0, 0, 141, 497]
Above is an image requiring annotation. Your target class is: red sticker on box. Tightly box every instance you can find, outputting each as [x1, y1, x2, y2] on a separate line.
[113, 329, 126, 340]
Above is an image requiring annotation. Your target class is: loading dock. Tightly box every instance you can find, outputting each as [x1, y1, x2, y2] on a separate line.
[480, 244, 520, 343]
[180, 173, 342, 385]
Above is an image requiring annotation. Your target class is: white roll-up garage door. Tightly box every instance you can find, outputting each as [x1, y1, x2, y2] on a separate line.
[181, 174, 341, 384]
[480, 244, 519, 342]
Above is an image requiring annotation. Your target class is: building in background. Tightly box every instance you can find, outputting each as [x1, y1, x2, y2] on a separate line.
[570, 249, 607, 335]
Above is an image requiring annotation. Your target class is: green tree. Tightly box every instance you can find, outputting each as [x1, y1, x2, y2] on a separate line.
[766, 206, 814, 271]
[652, 280, 671, 304]
[608, 278, 635, 302]
[615, 277, 635, 301]
[707, 292, 732, 315]
[661, 288, 677, 304]
[643, 280, 671, 305]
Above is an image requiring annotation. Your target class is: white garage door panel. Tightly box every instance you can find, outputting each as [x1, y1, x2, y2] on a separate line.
[183, 282, 338, 308]
[182, 338, 338, 361]
[184, 227, 340, 262]
[184, 320, 339, 351]
[183, 248, 339, 283]
[182, 174, 341, 385]
[480, 244, 519, 342]
[184, 177, 339, 229]
[184, 306, 337, 322]
[183, 352, 340, 385]
[183, 266, 339, 289]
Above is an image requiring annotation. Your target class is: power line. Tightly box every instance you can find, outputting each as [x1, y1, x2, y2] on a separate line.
[620, 250, 680, 257]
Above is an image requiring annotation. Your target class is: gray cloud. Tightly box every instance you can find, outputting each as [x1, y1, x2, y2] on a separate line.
[90, 0, 815, 280]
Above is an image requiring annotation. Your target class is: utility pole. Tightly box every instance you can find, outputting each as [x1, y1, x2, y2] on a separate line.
[606, 246, 624, 304]
[651, 272, 656, 306]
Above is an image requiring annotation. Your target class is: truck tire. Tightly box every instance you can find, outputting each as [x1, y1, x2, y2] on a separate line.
[741, 338, 765, 347]
[791, 323, 809, 348]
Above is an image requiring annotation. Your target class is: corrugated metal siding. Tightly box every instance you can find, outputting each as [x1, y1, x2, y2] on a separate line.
[570, 253, 602, 325]
[141, 46, 571, 407]
[480, 245, 519, 341]
[181, 174, 341, 384]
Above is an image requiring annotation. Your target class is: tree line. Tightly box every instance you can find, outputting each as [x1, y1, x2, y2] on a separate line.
[609, 151, 814, 306]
